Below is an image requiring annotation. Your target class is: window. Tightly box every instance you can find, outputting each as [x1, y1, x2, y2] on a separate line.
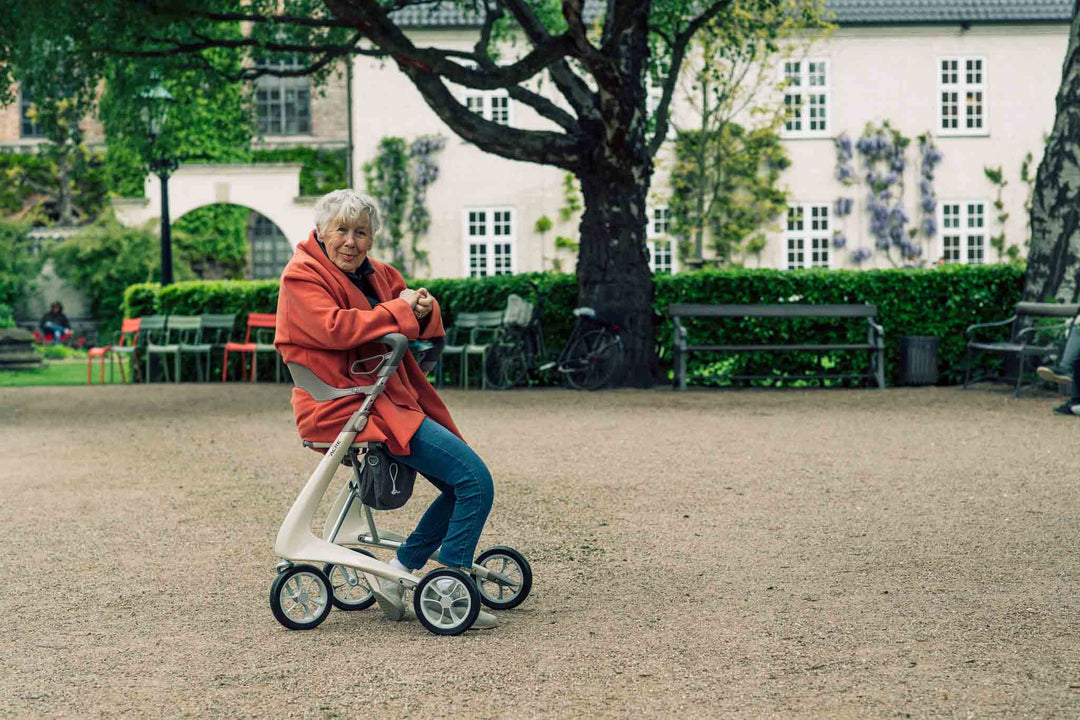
[646, 206, 676, 274]
[782, 60, 829, 137]
[19, 87, 44, 138]
[938, 201, 986, 265]
[783, 204, 830, 269]
[463, 90, 512, 126]
[464, 208, 514, 277]
[939, 57, 987, 135]
[250, 215, 293, 279]
[255, 55, 311, 135]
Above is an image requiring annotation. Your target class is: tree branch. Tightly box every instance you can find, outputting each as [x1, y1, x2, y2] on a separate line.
[499, 0, 596, 119]
[562, 0, 618, 91]
[397, 62, 583, 171]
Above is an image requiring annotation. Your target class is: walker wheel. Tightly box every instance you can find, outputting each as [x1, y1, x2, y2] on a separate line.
[475, 546, 533, 610]
[412, 568, 479, 636]
[325, 548, 378, 611]
[270, 564, 333, 631]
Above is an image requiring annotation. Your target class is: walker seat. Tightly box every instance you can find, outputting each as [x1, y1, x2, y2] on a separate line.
[269, 333, 532, 636]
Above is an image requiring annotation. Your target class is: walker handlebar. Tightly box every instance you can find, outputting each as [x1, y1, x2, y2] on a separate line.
[375, 332, 409, 378]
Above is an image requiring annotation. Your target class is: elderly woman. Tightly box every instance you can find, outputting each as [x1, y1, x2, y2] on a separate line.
[274, 189, 497, 629]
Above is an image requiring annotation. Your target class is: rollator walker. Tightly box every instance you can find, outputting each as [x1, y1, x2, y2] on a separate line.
[270, 333, 532, 636]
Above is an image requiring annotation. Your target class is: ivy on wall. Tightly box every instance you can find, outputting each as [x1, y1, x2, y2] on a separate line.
[363, 134, 445, 276]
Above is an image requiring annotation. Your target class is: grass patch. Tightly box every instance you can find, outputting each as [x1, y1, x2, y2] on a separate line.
[0, 360, 132, 387]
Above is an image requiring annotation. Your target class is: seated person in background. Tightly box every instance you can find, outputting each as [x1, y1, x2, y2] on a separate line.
[40, 302, 71, 344]
[1037, 313, 1080, 416]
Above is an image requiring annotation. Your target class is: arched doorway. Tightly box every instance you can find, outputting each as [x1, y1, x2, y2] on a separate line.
[172, 203, 294, 280]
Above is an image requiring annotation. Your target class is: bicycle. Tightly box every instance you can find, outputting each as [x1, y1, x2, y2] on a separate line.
[483, 282, 626, 390]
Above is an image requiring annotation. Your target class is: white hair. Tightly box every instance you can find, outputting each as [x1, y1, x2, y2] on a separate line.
[314, 189, 382, 237]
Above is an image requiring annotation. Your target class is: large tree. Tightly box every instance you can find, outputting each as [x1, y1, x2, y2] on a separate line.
[1, 0, 788, 386]
[1025, 0, 1080, 302]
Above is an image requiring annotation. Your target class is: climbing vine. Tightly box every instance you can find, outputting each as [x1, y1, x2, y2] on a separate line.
[406, 135, 446, 273]
[364, 135, 445, 275]
[916, 133, 943, 258]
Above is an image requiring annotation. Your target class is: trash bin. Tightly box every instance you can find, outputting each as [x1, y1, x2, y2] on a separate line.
[899, 336, 939, 386]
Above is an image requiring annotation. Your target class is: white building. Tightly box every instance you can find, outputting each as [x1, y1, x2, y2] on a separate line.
[349, 0, 1072, 277]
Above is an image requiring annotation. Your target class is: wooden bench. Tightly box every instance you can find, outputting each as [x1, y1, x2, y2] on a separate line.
[963, 301, 1080, 396]
[669, 303, 886, 390]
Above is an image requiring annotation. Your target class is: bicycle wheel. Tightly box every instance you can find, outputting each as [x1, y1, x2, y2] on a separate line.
[484, 341, 529, 389]
[562, 327, 625, 390]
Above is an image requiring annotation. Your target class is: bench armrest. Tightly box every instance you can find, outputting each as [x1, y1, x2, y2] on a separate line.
[965, 315, 1017, 340]
[867, 318, 885, 344]
[1015, 321, 1070, 344]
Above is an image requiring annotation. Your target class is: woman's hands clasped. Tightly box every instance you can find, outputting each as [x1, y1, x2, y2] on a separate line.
[400, 288, 434, 319]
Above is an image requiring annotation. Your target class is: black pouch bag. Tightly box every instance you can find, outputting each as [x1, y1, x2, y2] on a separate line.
[358, 442, 416, 510]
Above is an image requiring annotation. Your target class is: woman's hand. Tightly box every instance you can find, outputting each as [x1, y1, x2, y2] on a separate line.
[399, 288, 420, 309]
[414, 288, 434, 319]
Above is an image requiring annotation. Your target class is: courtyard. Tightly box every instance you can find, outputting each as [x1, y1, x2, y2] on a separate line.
[0, 384, 1077, 719]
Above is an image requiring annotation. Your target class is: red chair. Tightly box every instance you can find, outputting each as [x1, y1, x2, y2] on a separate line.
[222, 313, 280, 383]
[87, 318, 141, 385]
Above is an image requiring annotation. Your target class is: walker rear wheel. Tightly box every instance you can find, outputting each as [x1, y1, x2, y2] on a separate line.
[475, 546, 532, 610]
[412, 568, 479, 636]
[325, 548, 378, 611]
[270, 564, 332, 630]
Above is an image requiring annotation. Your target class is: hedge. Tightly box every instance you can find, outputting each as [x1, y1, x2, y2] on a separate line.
[122, 264, 1027, 387]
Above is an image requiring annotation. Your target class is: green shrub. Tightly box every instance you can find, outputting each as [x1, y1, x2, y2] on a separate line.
[0, 302, 14, 328]
[37, 343, 86, 360]
[50, 213, 179, 339]
[118, 264, 1025, 387]
[654, 264, 1026, 386]
[0, 220, 46, 312]
[123, 279, 280, 335]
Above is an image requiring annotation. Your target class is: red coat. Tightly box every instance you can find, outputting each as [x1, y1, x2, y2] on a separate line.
[275, 231, 462, 454]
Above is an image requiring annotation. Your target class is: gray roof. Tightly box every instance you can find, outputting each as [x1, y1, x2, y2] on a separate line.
[825, 0, 1073, 24]
[391, 0, 604, 28]
[391, 1, 1073, 28]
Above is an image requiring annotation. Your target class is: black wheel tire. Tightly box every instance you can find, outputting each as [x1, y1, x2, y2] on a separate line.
[475, 545, 533, 610]
[484, 342, 528, 390]
[270, 564, 333, 631]
[324, 548, 378, 611]
[412, 568, 480, 636]
[563, 328, 625, 390]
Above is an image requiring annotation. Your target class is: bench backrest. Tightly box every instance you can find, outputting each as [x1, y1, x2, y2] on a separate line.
[669, 303, 878, 319]
[1015, 302, 1080, 318]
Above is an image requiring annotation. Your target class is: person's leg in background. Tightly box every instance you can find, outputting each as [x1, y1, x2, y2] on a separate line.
[1052, 354, 1080, 416]
[1039, 322, 1080, 385]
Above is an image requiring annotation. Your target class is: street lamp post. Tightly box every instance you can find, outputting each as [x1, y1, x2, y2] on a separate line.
[140, 77, 177, 286]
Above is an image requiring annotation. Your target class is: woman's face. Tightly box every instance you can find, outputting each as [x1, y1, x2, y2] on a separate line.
[323, 211, 373, 274]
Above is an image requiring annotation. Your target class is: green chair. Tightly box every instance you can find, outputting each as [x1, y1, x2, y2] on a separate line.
[464, 310, 505, 389]
[138, 315, 168, 382]
[199, 314, 237, 379]
[146, 315, 204, 382]
[438, 313, 480, 388]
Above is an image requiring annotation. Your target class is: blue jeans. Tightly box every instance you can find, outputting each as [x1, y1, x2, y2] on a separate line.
[42, 322, 67, 342]
[388, 418, 494, 569]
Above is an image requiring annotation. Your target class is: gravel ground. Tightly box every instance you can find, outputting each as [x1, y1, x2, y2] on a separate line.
[0, 383, 1078, 719]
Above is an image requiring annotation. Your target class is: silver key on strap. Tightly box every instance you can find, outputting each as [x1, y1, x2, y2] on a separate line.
[287, 363, 376, 402]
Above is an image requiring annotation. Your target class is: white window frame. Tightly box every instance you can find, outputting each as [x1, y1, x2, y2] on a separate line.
[937, 200, 987, 265]
[780, 59, 830, 139]
[782, 203, 832, 270]
[937, 56, 988, 137]
[462, 89, 513, 126]
[463, 207, 516, 277]
[646, 205, 677, 274]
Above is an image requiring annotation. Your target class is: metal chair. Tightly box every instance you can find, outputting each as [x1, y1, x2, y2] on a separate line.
[87, 317, 141, 385]
[222, 313, 280, 382]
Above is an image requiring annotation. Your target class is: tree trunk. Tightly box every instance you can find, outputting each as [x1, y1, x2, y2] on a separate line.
[577, 169, 657, 388]
[1024, 0, 1080, 302]
[56, 143, 75, 227]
